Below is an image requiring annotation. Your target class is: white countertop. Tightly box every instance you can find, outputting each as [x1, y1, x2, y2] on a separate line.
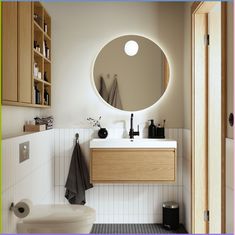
[90, 138, 177, 149]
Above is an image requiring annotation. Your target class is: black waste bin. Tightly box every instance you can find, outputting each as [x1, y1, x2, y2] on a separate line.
[162, 201, 179, 230]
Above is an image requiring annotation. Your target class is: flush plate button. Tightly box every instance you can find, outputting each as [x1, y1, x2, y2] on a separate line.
[19, 141, 30, 163]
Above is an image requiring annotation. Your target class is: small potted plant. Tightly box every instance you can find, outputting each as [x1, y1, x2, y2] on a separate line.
[87, 116, 108, 138]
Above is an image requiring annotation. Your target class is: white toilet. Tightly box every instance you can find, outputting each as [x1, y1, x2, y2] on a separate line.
[17, 204, 96, 234]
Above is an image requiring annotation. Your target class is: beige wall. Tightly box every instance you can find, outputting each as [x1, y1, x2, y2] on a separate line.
[2, 2, 232, 138]
[183, 2, 234, 139]
[183, 2, 192, 130]
[2, 106, 42, 139]
[40, 2, 185, 131]
[2, 2, 185, 137]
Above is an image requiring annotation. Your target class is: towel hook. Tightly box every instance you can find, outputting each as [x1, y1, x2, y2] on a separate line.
[75, 133, 79, 143]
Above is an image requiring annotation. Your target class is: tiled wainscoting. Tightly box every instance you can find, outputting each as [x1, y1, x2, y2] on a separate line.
[2, 130, 54, 233]
[225, 138, 234, 233]
[3, 128, 232, 234]
[53, 128, 185, 224]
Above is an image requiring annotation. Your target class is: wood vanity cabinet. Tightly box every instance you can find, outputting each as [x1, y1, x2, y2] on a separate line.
[90, 148, 177, 183]
[2, 2, 51, 108]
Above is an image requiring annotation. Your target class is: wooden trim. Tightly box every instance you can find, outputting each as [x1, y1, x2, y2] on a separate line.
[205, 13, 209, 234]
[221, 2, 227, 233]
[2, 100, 51, 108]
[193, 12, 208, 233]
[191, 1, 226, 233]
[191, 6, 195, 233]
[191, 2, 203, 14]
[32, 2, 34, 104]
[192, 1, 219, 14]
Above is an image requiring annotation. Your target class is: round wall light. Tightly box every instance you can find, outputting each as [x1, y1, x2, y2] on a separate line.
[124, 40, 139, 56]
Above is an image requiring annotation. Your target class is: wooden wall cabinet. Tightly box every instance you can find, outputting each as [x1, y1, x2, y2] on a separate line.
[2, 2, 51, 108]
[90, 148, 177, 183]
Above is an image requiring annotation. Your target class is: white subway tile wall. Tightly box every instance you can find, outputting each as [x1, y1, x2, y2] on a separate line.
[54, 128, 184, 224]
[4, 128, 226, 233]
[225, 138, 234, 233]
[2, 130, 54, 233]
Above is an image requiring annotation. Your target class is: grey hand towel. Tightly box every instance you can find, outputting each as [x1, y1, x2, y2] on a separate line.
[108, 77, 123, 109]
[99, 76, 109, 102]
[65, 142, 93, 205]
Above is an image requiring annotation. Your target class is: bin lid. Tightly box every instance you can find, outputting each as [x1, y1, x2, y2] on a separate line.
[163, 201, 179, 209]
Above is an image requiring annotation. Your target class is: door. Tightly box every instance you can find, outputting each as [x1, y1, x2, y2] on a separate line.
[2, 2, 18, 102]
[192, 2, 226, 233]
[18, 2, 32, 103]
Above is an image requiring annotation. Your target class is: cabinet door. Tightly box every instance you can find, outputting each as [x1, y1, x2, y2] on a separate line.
[18, 2, 32, 103]
[2, 2, 18, 102]
[91, 149, 176, 182]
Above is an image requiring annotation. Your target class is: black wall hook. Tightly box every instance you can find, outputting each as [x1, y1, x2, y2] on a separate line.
[75, 133, 79, 143]
[229, 113, 234, 127]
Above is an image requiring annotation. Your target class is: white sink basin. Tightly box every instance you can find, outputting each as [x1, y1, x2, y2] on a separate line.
[90, 138, 177, 149]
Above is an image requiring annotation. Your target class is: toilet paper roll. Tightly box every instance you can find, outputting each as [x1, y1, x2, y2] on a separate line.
[13, 199, 32, 218]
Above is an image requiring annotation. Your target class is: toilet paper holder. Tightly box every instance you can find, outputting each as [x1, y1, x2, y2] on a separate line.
[10, 202, 15, 211]
[10, 200, 32, 218]
[10, 202, 26, 213]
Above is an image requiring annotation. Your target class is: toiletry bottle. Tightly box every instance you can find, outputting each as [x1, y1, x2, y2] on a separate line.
[43, 41, 46, 56]
[45, 41, 48, 58]
[36, 44, 40, 52]
[47, 48, 50, 59]
[35, 86, 40, 104]
[44, 23, 48, 33]
[44, 72, 48, 82]
[34, 86, 38, 104]
[34, 63, 38, 78]
[33, 86, 36, 104]
[148, 119, 157, 138]
[44, 89, 49, 105]
[156, 123, 165, 139]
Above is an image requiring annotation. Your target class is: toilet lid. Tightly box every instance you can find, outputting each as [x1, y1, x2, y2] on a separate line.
[21, 204, 96, 224]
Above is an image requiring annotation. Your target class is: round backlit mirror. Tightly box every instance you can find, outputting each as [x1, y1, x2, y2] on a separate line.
[93, 35, 170, 111]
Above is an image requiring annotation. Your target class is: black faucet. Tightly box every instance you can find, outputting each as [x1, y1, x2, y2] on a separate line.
[129, 113, 140, 139]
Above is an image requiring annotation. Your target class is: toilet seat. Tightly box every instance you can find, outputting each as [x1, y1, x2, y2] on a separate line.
[17, 204, 96, 234]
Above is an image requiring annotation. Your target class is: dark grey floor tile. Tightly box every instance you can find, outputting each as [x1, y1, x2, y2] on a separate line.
[91, 223, 187, 234]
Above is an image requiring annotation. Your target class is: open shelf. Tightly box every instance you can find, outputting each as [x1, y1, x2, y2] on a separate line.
[33, 49, 51, 63]
[33, 2, 43, 28]
[44, 8, 51, 37]
[32, 2, 51, 107]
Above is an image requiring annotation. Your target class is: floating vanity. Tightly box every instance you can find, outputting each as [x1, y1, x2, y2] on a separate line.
[90, 138, 177, 183]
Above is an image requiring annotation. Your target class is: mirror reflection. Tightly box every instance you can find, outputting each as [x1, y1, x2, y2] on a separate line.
[93, 35, 170, 111]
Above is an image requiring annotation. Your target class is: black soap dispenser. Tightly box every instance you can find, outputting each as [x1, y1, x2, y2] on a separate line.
[156, 120, 166, 139]
[148, 119, 157, 138]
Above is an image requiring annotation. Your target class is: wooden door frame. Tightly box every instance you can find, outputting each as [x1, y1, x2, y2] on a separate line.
[191, 1, 226, 233]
